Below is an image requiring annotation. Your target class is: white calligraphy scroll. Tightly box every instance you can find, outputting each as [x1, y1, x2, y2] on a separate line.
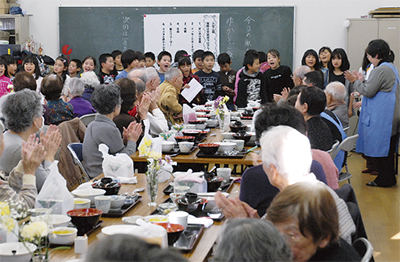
[144, 13, 220, 69]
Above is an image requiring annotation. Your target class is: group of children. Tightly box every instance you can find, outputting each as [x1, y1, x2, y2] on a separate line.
[0, 45, 355, 114]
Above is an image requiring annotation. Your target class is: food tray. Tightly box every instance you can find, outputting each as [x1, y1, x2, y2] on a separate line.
[163, 147, 180, 155]
[101, 195, 142, 217]
[173, 224, 205, 252]
[196, 149, 247, 159]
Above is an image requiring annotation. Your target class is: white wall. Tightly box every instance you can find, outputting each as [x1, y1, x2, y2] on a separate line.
[18, 0, 399, 67]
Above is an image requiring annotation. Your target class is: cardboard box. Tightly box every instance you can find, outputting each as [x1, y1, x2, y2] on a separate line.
[0, 3, 9, 8]
[0, 8, 9, 14]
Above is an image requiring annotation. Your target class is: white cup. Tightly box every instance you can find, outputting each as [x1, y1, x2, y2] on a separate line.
[217, 167, 232, 182]
[178, 142, 194, 153]
[169, 211, 188, 229]
[94, 196, 111, 213]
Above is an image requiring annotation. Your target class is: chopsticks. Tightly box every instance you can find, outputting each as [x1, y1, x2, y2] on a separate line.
[246, 145, 259, 153]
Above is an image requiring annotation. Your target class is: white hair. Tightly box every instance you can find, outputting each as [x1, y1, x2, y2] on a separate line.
[144, 67, 159, 83]
[260, 126, 312, 184]
[294, 65, 311, 79]
[80, 71, 100, 88]
[325, 81, 346, 101]
[164, 67, 181, 82]
[67, 78, 85, 97]
[128, 68, 145, 82]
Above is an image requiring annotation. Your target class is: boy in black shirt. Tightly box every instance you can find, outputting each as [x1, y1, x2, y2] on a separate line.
[217, 53, 236, 110]
[236, 51, 267, 108]
[98, 53, 116, 84]
[195, 51, 222, 104]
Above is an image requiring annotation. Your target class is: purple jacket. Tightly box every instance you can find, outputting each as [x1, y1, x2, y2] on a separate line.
[69, 96, 96, 118]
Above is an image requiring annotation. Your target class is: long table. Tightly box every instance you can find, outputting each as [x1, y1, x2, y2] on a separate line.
[130, 129, 257, 173]
[50, 173, 240, 262]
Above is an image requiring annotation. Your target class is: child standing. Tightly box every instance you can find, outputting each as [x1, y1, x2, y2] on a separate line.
[98, 53, 116, 84]
[157, 51, 172, 83]
[136, 51, 146, 68]
[177, 56, 201, 106]
[115, 49, 138, 80]
[195, 51, 222, 104]
[217, 53, 236, 110]
[191, 49, 204, 74]
[22, 54, 43, 92]
[144, 52, 156, 68]
[53, 56, 71, 98]
[1, 54, 17, 80]
[82, 56, 97, 74]
[0, 58, 11, 97]
[301, 49, 321, 71]
[68, 59, 82, 78]
[236, 51, 267, 108]
[111, 50, 123, 73]
[263, 49, 293, 97]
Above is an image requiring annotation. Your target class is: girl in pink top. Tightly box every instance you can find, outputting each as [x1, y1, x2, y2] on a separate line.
[0, 58, 12, 97]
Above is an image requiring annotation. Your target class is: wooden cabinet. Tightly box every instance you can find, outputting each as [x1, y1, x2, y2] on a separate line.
[347, 18, 400, 71]
[0, 14, 30, 45]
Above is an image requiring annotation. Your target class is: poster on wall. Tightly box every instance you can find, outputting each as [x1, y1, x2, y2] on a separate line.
[144, 13, 220, 66]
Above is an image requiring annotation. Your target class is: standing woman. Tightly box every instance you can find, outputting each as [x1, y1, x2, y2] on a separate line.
[345, 39, 400, 187]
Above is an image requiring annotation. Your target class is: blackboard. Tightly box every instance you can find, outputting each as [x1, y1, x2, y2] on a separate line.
[59, 6, 294, 72]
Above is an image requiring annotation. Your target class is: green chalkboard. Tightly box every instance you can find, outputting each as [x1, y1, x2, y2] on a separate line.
[59, 6, 294, 71]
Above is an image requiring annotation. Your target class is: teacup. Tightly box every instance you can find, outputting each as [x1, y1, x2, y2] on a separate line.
[73, 198, 91, 209]
[178, 142, 194, 153]
[224, 139, 245, 151]
[95, 196, 111, 213]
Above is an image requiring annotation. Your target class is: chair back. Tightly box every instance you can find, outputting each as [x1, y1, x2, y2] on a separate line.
[339, 134, 359, 152]
[352, 237, 373, 262]
[79, 113, 97, 127]
[327, 140, 340, 160]
[67, 143, 90, 182]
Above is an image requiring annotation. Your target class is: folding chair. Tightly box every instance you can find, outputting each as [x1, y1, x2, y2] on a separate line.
[67, 143, 90, 183]
[327, 140, 340, 160]
[338, 134, 359, 183]
[352, 237, 373, 262]
[79, 113, 97, 127]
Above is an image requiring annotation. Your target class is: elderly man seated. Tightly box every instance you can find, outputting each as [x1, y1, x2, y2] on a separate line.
[158, 68, 183, 126]
[215, 125, 355, 244]
[0, 122, 46, 208]
[325, 81, 349, 128]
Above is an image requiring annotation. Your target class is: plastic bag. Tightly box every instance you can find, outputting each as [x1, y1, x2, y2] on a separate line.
[35, 161, 74, 215]
[99, 144, 136, 184]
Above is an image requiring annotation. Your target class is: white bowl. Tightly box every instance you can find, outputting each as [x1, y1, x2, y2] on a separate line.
[71, 188, 106, 206]
[195, 123, 207, 130]
[221, 132, 234, 140]
[0, 242, 37, 262]
[216, 142, 236, 152]
[73, 198, 91, 209]
[110, 195, 126, 211]
[49, 227, 77, 245]
[197, 192, 229, 212]
[102, 225, 139, 236]
[206, 119, 218, 128]
[45, 214, 71, 227]
[230, 111, 241, 117]
[162, 141, 175, 152]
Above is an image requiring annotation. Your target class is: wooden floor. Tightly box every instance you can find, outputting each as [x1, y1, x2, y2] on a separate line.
[344, 152, 400, 262]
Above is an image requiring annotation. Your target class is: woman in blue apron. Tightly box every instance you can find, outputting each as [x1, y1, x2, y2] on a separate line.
[345, 39, 400, 187]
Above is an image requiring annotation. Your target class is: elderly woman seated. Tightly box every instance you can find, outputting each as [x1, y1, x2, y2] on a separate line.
[83, 84, 142, 178]
[86, 234, 187, 262]
[0, 122, 46, 208]
[267, 181, 361, 262]
[81, 71, 100, 102]
[67, 78, 96, 117]
[214, 218, 292, 261]
[0, 89, 61, 191]
[41, 74, 74, 125]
